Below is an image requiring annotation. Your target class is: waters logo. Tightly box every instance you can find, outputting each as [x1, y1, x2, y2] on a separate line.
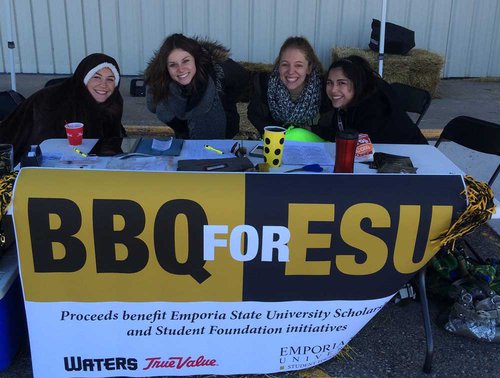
[64, 356, 138, 372]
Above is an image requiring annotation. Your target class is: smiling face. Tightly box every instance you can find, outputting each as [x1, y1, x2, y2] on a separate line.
[86, 67, 116, 103]
[278, 47, 312, 96]
[167, 48, 197, 86]
[326, 68, 354, 109]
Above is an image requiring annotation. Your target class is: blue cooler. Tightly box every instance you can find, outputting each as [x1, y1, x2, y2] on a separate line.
[0, 247, 26, 372]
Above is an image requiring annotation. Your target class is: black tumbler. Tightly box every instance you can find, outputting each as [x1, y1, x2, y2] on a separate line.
[334, 129, 359, 173]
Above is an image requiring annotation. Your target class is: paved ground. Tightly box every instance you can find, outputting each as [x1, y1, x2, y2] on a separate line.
[0, 75, 499, 377]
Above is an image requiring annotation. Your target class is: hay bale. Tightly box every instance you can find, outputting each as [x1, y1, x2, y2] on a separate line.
[124, 125, 175, 137]
[239, 62, 274, 73]
[332, 48, 444, 97]
[235, 103, 260, 140]
[237, 61, 273, 102]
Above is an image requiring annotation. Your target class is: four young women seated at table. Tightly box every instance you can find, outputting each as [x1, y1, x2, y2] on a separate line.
[0, 33, 427, 159]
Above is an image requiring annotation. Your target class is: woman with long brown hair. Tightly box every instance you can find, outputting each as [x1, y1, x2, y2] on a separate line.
[145, 33, 249, 139]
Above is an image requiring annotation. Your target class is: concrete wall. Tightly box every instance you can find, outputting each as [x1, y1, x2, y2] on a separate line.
[1, 0, 499, 77]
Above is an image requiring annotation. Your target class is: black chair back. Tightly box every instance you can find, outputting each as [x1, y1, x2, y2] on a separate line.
[0, 90, 25, 121]
[390, 82, 432, 127]
[435, 116, 500, 185]
[44, 77, 68, 88]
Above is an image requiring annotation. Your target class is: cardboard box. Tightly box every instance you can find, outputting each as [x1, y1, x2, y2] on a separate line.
[0, 247, 26, 372]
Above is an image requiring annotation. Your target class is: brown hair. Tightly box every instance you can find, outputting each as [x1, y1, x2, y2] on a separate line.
[273, 36, 324, 74]
[144, 33, 212, 103]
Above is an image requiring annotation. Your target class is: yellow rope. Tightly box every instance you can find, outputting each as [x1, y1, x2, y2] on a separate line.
[438, 175, 496, 251]
[0, 171, 18, 222]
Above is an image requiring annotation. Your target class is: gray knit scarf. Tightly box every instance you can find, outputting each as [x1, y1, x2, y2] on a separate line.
[267, 67, 322, 125]
[157, 65, 226, 139]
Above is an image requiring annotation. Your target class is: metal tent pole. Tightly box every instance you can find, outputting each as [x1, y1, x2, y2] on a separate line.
[378, 0, 388, 77]
[4, 0, 17, 91]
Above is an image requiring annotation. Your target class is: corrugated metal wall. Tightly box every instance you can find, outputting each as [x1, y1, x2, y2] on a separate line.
[1, 0, 499, 77]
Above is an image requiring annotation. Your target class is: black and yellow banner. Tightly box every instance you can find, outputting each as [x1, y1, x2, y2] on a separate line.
[13, 168, 465, 303]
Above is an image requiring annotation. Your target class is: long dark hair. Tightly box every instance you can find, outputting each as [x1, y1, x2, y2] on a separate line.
[328, 55, 379, 107]
[274, 36, 324, 74]
[144, 33, 212, 103]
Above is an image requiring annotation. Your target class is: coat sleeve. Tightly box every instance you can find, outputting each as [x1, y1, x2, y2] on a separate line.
[146, 86, 179, 128]
[314, 110, 337, 142]
[146, 86, 157, 114]
[220, 59, 250, 102]
[380, 81, 428, 144]
[0, 95, 37, 163]
[356, 81, 428, 145]
[247, 72, 278, 136]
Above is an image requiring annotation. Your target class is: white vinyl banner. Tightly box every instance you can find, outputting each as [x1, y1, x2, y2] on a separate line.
[26, 299, 389, 377]
[13, 169, 466, 377]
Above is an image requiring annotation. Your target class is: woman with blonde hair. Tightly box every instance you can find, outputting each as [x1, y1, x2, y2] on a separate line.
[247, 36, 331, 135]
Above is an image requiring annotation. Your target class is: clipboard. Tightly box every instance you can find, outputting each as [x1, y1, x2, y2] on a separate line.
[135, 138, 184, 156]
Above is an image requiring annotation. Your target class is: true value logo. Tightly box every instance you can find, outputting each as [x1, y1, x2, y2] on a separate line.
[143, 356, 217, 371]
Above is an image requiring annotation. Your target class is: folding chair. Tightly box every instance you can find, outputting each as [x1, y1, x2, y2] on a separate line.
[44, 77, 67, 88]
[417, 116, 500, 373]
[390, 82, 432, 127]
[435, 116, 500, 260]
[435, 116, 500, 186]
[0, 90, 25, 121]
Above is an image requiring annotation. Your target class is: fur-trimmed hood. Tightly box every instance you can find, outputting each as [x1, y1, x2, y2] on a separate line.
[195, 38, 230, 63]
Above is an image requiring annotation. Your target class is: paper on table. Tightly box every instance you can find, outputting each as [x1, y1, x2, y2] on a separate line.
[105, 156, 167, 171]
[151, 138, 173, 151]
[180, 140, 237, 159]
[282, 141, 334, 165]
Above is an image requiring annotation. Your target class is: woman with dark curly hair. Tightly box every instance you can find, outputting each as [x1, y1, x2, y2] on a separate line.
[314, 55, 427, 144]
[247, 36, 331, 136]
[0, 53, 125, 163]
[145, 33, 249, 139]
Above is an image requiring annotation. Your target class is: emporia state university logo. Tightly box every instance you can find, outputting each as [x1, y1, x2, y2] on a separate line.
[279, 342, 344, 370]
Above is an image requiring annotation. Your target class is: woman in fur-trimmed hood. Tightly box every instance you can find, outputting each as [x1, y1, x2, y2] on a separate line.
[0, 53, 125, 163]
[145, 33, 249, 139]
